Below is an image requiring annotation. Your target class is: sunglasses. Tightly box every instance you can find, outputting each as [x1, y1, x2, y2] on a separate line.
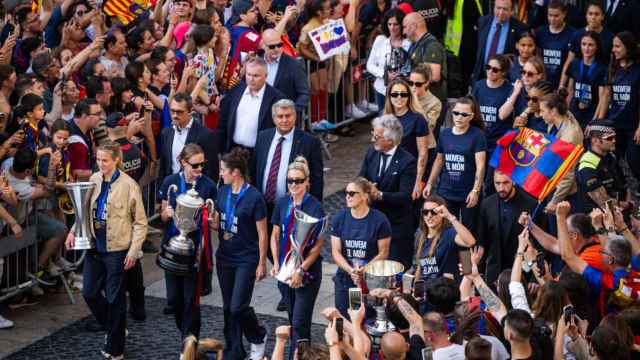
[188, 161, 206, 169]
[345, 191, 361, 197]
[485, 65, 502, 73]
[266, 43, 283, 49]
[601, 135, 616, 142]
[389, 92, 410, 98]
[521, 70, 538, 77]
[525, 96, 539, 102]
[421, 208, 438, 216]
[452, 111, 473, 117]
[286, 177, 306, 185]
[407, 80, 426, 87]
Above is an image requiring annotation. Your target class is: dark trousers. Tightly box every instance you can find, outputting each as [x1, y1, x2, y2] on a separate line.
[83, 250, 127, 357]
[445, 198, 479, 233]
[166, 271, 201, 339]
[217, 261, 266, 360]
[277, 261, 322, 355]
[334, 270, 355, 319]
[126, 259, 145, 318]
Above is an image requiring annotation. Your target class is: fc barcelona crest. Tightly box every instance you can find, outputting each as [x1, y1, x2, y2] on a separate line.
[507, 131, 550, 167]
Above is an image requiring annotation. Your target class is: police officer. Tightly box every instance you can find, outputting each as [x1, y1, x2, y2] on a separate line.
[574, 120, 628, 213]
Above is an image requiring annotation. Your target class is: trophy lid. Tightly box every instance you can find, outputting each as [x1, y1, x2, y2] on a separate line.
[176, 188, 204, 208]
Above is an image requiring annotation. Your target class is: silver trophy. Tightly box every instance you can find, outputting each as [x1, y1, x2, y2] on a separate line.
[276, 209, 326, 284]
[65, 182, 96, 250]
[364, 260, 405, 335]
[157, 184, 214, 275]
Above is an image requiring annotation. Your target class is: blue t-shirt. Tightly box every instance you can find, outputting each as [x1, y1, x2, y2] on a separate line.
[582, 255, 640, 315]
[43, 6, 64, 48]
[536, 25, 576, 86]
[397, 110, 429, 159]
[215, 184, 267, 265]
[607, 63, 640, 131]
[472, 79, 514, 150]
[417, 227, 459, 280]
[93, 170, 121, 253]
[271, 193, 325, 267]
[330, 208, 391, 270]
[567, 59, 607, 128]
[436, 127, 487, 201]
[569, 28, 614, 59]
[508, 60, 524, 84]
[157, 173, 218, 247]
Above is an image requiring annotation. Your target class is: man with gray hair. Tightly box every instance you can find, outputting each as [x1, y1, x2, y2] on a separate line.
[359, 115, 417, 268]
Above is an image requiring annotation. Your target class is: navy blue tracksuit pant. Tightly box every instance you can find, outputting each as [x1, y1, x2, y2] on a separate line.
[166, 272, 201, 339]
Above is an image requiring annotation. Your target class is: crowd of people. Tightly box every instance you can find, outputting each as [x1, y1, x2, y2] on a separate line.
[1, 0, 640, 359]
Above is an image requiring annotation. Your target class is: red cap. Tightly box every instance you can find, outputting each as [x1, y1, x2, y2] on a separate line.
[397, 3, 414, 14]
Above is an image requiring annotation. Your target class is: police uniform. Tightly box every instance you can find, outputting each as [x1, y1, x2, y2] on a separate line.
[574, 150, 625, 213]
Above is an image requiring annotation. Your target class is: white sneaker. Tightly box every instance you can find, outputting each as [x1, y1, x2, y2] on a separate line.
[47, 261, 62, 277]
[0, 315, 14, 329]
[349, 104, 368, 119]
[55, 257, 75, 271]
[249, 334, 267, 360]
[30, 284, 44, 296]
[362, 100, 378, 112]
[69, 272, 83, 282]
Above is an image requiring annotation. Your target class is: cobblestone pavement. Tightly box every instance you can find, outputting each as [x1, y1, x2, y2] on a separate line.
[4, 296, 327, 360]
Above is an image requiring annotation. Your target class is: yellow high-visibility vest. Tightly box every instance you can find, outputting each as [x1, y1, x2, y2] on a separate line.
[444, 0, 483, 56]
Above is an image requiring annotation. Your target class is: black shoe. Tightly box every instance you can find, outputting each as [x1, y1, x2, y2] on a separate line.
[85, 319, 105, 332]
[276, 298, 286, 312]
[163, 305, 174, 315]
[141, 241, 158, 253]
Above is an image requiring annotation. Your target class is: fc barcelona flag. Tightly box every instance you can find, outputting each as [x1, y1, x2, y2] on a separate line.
[103, 0, 149, 25]
[489, 127, 584, 200]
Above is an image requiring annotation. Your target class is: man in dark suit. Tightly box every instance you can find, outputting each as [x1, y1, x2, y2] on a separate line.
[359, 115, 417, 269]
[218, 57, 285, 153]
[477, 171, 546, 286]
[472, 0, 528, 83]
[261, 29, 309, 124]
[159, 93, 220, 181]
[252, 99, 323, 203]
[604, 0, 640, 37]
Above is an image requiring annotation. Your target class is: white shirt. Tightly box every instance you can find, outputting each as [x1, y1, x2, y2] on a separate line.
[265, 56, 281, 87]
[171, 118, 194, 174]
[262, 129, 294, 200]
[433, 343, 465, 360]
[462, 336, 511, 360]
[100, 55, 129, 78]
[379, 146, 397, 175]
[366, 35, 411, 95]
[233, 85, 266, 148]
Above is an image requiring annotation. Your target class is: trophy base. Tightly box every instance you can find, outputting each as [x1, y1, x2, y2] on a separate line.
[157, 243, 197, 276]
[73, 236, 94, 250]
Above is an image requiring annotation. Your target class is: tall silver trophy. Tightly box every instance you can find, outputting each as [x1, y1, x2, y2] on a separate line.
[157, 185, 214, 275]
[65, 182, 96, 250]
[364, 260, 405, 335]
[275, 209, 326, 284]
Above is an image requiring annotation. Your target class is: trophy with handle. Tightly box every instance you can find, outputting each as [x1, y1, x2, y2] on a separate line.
[276, 209, 327, 284]
[65, 182, 97, 250]
[364, 260, 405, 334]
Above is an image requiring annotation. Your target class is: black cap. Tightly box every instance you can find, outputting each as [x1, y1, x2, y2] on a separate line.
[585, 119, 615, 138]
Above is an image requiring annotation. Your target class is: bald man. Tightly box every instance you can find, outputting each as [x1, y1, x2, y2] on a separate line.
[261, 28, 309, 123]
[381, 331, 409, 359]
[403, 13, 447, 102]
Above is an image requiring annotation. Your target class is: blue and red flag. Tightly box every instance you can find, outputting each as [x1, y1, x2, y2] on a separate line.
[489, 127, 584, 201]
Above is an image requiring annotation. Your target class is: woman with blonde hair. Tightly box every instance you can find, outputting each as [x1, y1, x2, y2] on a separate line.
[270, 156, 325, 354]
[65, 140, 148, 360]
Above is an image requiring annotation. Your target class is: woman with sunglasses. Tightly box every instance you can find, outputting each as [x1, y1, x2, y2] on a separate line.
[566, 31, 608, 128]
[384, 78, 429, 200]
[409, 64, 441, 170]
[499, 57, 546, 129]
[538, 91, 583, 212]
[157, 144, 217, 348]
[607, 31, 640, 190]
[214, 147, 268, 360]
[508, 31, 538, 83]
[366, 8, 411, 111]
[535, 0, 575, 87]
[270, 156, 325, 354]
[424, 96, 486, 231]
[330, 177, 391, 317]
[414, 194, 475, 282]
[514, 80, 554, 132]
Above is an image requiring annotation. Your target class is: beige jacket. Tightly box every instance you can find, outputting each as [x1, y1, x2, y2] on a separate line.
[84, 170, 148, 258]
[416, 90, 442, 149]
[549, 113, 584, 204]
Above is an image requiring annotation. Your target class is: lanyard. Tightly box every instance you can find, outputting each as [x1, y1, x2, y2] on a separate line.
[578, 60, 598, 102]
[224, 182, 249, 232]
[96, 170, 120, 220]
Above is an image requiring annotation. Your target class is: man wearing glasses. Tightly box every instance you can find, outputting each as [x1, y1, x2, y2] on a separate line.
[574, 119, 628, 214]
[68, 98, 102, 181]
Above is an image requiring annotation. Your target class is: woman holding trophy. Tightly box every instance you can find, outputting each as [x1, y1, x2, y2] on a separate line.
[270, 156, 325, 351]
[330, 177, 392, 318]
[64, 141, 148, 360]
[157, 144, 217, 343]
[214, 148, 268, 360]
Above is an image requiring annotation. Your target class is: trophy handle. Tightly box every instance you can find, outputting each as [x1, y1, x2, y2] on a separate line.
[167, 184, 178, 203]
[205, 199, 215, 214]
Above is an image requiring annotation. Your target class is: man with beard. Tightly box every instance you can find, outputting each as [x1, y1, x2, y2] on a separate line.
[476, 171, 546, 285]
